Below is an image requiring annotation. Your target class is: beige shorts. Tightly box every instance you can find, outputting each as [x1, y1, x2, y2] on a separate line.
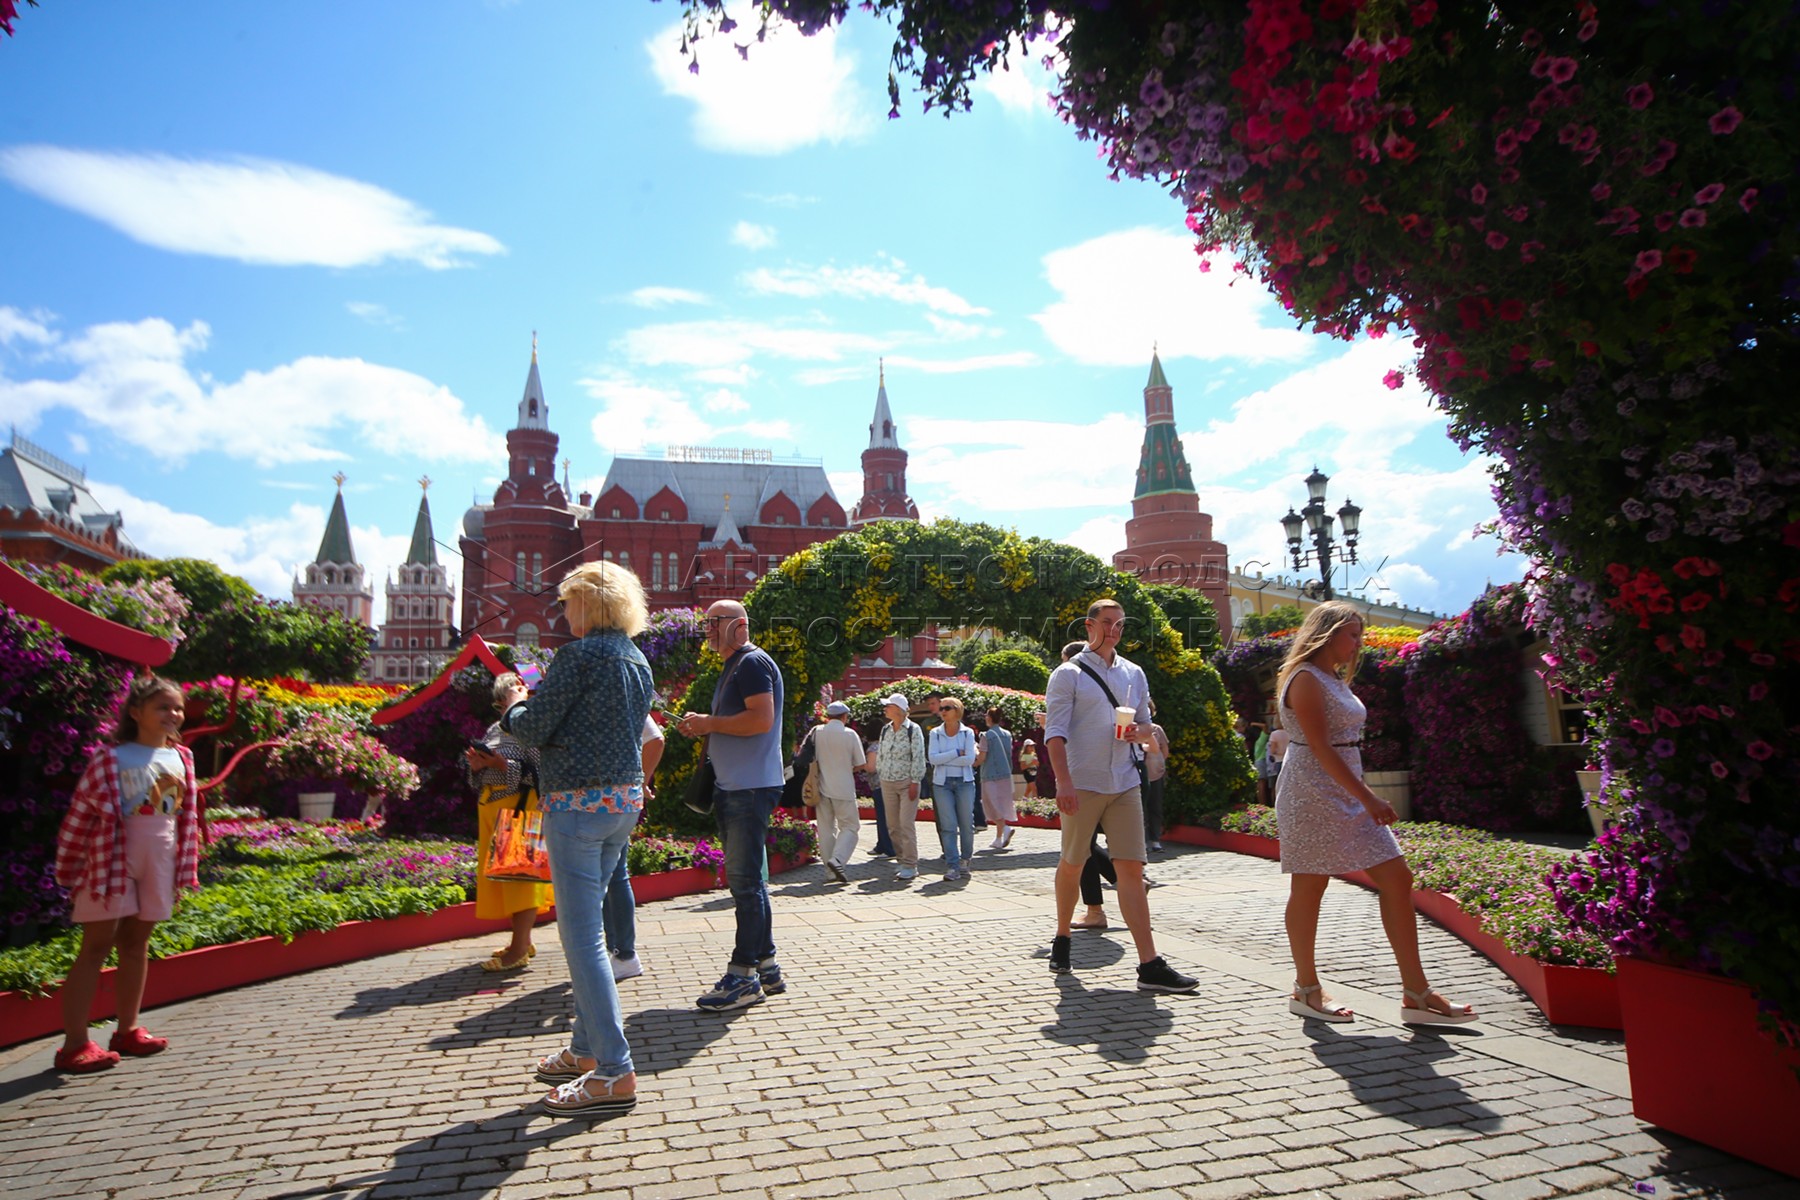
[1058, 787, 1147, 865]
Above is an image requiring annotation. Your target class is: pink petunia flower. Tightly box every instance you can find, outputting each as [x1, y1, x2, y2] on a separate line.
[1382, 369, 1405, 390]
[1590, 182, 1611, 201]
[1679, 208, 1707, 228]
[1634, 249, 1663, 273]
[1693, 183, 1724, 205]
[1470, 182, 1488, 205]
[1547, 57, 1578, 84]
[1486, 230, 1509, 249]
[1708, 106, 1743, 134]
[1739, 188, 1759, 212]
[1655, 212, 1677, 232]
[1745, 741, 1774, 761]
[1626, 82, 1654, 109]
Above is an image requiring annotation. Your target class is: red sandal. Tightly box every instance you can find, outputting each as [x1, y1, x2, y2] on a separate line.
[55, 1040, 120, 1073]
[110, 1026, 169, 1056]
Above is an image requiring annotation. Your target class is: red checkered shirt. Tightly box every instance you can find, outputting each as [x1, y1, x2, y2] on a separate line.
[55, 743, 202, 905]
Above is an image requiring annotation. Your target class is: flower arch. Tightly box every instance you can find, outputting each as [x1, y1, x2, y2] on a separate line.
[727, 519, 1254, 820]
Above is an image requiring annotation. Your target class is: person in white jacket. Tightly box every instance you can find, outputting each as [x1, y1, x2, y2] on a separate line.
[812, 702, 866, 882]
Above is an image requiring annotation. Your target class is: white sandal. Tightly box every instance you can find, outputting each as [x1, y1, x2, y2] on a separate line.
[1289, 981, 1354, 1022]
[1401, 986, 1477, 1025]
[542, 1070, 637, 1114]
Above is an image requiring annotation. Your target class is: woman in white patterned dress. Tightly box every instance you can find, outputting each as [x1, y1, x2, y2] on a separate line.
[1275, 601, 1476, 1026]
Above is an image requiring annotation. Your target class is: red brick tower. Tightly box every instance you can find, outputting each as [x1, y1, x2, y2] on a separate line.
[851, 363, 918, 525]
[1113, 351, 1233, 641]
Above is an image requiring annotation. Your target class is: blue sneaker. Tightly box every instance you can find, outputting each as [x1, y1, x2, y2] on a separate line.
[696, 970, 763, 1011]
[756, 956, 786, 996]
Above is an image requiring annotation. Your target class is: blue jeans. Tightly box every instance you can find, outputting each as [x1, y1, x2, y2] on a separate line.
[602, 847, 634, 958]
[934, 778, 977, 870]
[542, 808, 637, 1076]
[871, 783, 895, 854]
[714, 786, 780, 966]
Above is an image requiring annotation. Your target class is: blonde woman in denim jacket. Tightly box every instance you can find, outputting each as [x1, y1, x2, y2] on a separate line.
[500, 561, 654, 1115]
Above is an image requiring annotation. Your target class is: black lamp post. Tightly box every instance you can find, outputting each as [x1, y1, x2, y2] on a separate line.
[1279, 466, 1361, 600]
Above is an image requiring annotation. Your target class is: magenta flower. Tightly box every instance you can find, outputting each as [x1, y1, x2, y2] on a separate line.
[1710, 760, 1729, 779]
[1590, 182, 1611, 201]
[1739, 188, 1759, 212]
[1382, 369, 1404, 390]
[1470, 182, 1488, 205]
[1635, 249, 1663, 273]
[1679, 208, 1707, 228]
[1547, 57, 1578, 84]
[1708, 106, 1743, 134]
[1486, 230, 1509, 249]
[1746, 741, 1774, 761]
[1693, 183, 1724, 205]
[1626, 82, 1654, 109]
[1654, 212, 1677, 232]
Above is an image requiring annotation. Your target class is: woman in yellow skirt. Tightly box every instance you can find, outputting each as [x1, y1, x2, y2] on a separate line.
[465, 672, 553, 971]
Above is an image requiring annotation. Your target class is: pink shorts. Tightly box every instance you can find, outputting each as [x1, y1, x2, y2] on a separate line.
[71, 814, 177, 925]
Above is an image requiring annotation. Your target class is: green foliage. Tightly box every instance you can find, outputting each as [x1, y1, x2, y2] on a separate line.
[1235, 604, 1307, 639]
[940, 631, 1053, 676]
[166, 597, 374, 683]
[972, 648, 1049, 694]
[100, 557, 256, 615]
[1140, 582, 1223, 655]
[841, 675, 1043, 732]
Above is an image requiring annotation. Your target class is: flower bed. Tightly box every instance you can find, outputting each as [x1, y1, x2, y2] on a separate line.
[1166, 806, 1620, 1027]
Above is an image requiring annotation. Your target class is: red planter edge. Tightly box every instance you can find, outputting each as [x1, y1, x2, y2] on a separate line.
[1, 859, 742, 1051]
[1617, 957, 1800, 1178]
[1162, 825, 1620, 1029]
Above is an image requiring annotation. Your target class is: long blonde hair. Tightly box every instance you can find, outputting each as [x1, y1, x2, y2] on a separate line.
[1274, 600, 1364, 708]
[558, 560, 648, 637]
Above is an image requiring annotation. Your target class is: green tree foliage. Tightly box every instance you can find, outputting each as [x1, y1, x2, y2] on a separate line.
[1141, 582, 1223, 655]
[972, 648, 1049, 694]
[1235, 604, 1307, 639]
[940, 631, 1054, 676]
[100, 557, 257, 615]
[169, 598, 374, 684]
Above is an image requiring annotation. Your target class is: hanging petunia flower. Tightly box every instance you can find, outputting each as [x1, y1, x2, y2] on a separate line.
[1708, 106, 1743, 134]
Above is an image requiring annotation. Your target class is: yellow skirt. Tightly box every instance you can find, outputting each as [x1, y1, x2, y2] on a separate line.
[475, 793, 554, 920]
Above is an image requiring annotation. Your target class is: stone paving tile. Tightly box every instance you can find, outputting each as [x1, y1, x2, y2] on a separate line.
[0, 829, 1788, 1199]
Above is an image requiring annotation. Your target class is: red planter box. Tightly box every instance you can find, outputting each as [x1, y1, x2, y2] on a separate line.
[630, 865, 720, 903]
[1164, 825, 1282, 861]
[1162, 825, 1620, 1028]
[0, 901, 521, 1050]
[1617, 957, 1800, 1178]
[1013, 814, 1061, 830]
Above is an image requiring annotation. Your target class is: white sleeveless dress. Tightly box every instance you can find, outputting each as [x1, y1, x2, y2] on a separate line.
[1274, 663, 1401, 875]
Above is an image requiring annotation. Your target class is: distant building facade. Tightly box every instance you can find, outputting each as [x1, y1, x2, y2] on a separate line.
[0, 430, 143, 571]
[370, 482, 456, 683]
[292, 474, 375, 629]
[1111, 353, 1233, 641]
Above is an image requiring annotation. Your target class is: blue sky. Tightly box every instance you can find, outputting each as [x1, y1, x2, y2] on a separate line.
[0, 1, 1520, 624]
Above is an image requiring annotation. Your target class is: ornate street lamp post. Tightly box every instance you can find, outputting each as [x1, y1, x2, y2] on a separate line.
[1279, 466, 1362, 600]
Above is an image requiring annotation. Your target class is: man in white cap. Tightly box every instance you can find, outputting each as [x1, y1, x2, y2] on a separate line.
[813, 701, 866, 882]
[874, 693, 926, 882]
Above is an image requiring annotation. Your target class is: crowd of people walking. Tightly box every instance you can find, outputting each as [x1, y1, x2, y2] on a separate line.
[54, 559, 1474, 1113]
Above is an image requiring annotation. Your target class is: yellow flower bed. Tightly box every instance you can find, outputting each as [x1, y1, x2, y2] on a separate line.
[258, 678, 407, 711]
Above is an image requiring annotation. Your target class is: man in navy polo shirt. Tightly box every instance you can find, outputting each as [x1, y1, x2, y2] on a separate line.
[680, 600, 787, 1010]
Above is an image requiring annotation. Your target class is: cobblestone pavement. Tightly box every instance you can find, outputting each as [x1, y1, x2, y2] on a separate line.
[1, 829, 1790, 1200]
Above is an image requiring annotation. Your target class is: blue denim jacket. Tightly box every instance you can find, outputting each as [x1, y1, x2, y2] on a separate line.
[500, 629, 653, 793]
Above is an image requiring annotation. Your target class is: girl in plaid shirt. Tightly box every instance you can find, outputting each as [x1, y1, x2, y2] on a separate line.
[52, 675, 201, 1073]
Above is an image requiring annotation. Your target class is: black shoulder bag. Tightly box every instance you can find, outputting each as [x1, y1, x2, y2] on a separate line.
[1075, 659, 1149, 792]
[683, 649, 752, 815]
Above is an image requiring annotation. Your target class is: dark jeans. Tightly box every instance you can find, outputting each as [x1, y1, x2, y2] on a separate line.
[1142, 775, 1166, 842]
[713, 785, 781, 966]
[871, 782, 894, 854]
[1080, 837, 1116, 907]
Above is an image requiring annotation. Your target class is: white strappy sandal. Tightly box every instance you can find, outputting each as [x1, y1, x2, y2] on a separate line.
[1401, 985, 1477, 1025]
[1289, 981, 1354, 1022]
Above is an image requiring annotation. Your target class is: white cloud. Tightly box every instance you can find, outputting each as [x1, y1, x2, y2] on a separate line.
[731, 221, 776, 250]
[346, 301, 405, 330]
[1060, 514, 1127, 563]
[67, 431, 88, 454]
[629, 286, 709, 309]
[744, 258, 988, 317]
[692, 364, 757, 387]
[703, 389, 750, 414]
[84, 481, 432, 623]
[0, 146, 504, 269]
[0, 306, 56, 346]
[906, 413, 1146, 511]
[975, 36, 1059, 116]
[884, 351, 1041, 374]
[647, 19, 874, 155]
[1034, 228, 1316, 366]
[621, 319, 884, 370]
[0, 312, 504, 467]
[745, 191, 816, 208]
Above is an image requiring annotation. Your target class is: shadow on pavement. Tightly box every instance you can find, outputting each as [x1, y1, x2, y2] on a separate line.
[257, 1111, 608, 1200]
[625, 1005, 744, 1076]
[337, 962, 534, 1018]
[426, 979, 574, 1051]
[1302, 1024, 1500, 1129]
[1039, 976, 1177, 1063]
[0, 1067, 65, 1107]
